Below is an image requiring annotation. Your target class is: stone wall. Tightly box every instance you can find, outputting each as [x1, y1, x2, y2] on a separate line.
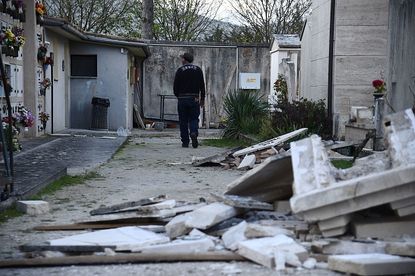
[387, 0, 415, 113]
[142, 43, 270, 125]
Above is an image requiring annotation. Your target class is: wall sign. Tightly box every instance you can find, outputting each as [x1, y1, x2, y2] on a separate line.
[239, 73, 261, 90]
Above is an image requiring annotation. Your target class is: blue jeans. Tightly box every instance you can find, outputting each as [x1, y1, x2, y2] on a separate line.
[178, 97, 200, 145]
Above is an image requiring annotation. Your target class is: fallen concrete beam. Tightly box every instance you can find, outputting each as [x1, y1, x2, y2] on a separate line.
[233, 128, 307, 157]
[225, 155, 293, 202]
[352, 216, 415, 238]
[0, 251, 246, 268]
[185, 202, 240, 230]
[135, 200, 176, 213]
[328, 253, 415, 275]
[291, 166, 415, 221]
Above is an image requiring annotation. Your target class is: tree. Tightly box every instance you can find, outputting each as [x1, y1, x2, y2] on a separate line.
[228, 0, 311, 43]
[142, 0, 154, 39]
[153, 0, 220, 41]
[45, 0, 139, 35]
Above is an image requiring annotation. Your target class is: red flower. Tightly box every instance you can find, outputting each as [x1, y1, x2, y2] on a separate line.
[372, 79, 384, 89]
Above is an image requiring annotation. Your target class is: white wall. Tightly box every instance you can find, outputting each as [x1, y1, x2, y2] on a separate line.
[44, 31, 70, 132]
[300, 0, 331, 102]
[333, 0, 389, 135]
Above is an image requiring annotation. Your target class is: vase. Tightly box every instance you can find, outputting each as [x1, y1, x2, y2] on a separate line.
[373, 93, 384, 99]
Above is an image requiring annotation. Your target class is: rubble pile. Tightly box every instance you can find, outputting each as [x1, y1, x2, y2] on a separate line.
[1, 110, 415, 275]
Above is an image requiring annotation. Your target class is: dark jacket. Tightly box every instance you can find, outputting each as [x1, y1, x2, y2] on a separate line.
[173, 64, 205, 100]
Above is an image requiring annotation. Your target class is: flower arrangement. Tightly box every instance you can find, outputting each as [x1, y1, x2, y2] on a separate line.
[372, 79, 386, 95]
[0, 27, 25, 48]
[39, 111, 49, 124]
[35, 1, 46, 16]
[14, 106, 35, 128]
[37, 44, 47, 62]
[2, 119, 21, 152]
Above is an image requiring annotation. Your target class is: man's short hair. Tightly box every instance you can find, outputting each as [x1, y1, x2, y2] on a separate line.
[180, 52, 194, 63]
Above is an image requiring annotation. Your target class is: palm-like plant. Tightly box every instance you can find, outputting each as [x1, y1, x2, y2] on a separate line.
[222, 90, 269, 139]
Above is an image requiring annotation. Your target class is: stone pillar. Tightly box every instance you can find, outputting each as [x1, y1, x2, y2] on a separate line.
[373, 98, 385, 151]
[23, 0, 38, 137]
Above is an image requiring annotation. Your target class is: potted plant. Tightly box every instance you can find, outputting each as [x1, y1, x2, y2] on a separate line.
[0, 27, 25, 57]
[39, 78, 51, 96]
[35, 1, 46, 23]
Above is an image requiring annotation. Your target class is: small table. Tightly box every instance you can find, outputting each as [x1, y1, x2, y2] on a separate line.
[158, 94, 177, 122]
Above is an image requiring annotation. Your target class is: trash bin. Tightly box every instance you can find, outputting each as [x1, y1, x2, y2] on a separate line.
[91, 97, 110, 130]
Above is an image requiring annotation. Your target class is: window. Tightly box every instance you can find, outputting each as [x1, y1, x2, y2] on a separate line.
[71, 55, 97, 77]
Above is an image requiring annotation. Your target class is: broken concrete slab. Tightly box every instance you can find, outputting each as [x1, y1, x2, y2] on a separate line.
[352, 216, 415, 238]
[245, 223, 294, 238]
[172, 202, 207, 214]
[222, 221, 248, 250]
[185, 202, 240, 230]
[328, 253, 415, 275]
[132, 237, 215, 253]
[16, 200, 49, 215]
[385, 241, 415, 257]
[395, 204, 415, 217]
[165, 213, 192, 239]
[233, 128, 307, 157]
[290, 135, 335, 195]
[385, 109, 415, 167]
[49, 226, 170, 251]
[237, 154, 256, 170]
[210, 193, 274, 210]
[311, 240, 386, 255]
[237, 234, 308, 268]
[225, 155, 293, 202]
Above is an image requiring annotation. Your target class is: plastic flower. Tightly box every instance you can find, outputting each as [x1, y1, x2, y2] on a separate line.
[39, 112, 50, 123]
[35, 2, 46, 16]
[372, 79, 386, 93]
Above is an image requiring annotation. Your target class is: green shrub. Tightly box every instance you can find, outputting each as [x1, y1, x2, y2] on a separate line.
[271, 75, 331, 139]
[222, 90, 269, 139]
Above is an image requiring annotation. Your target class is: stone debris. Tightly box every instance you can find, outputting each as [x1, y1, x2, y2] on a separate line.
[13, 110, 415, 274]
[16, 200, 50, 215]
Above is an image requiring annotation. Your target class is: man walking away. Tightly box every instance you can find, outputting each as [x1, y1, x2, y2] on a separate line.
[173, 52, 205, 148]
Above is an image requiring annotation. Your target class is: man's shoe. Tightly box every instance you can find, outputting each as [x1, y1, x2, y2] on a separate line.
[182, 143, 189, 148]
[190, 133, 198, 148]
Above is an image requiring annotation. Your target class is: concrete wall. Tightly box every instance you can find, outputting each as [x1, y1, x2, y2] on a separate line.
[142, 44, 270, 124]
[270, 48, 300, 100]
[300, 0, 331, 102]
[387, 0, 415, 112]
[333, 0, 389, 135]
[44, 31, 70, 132]
[70, 42, 130, 130]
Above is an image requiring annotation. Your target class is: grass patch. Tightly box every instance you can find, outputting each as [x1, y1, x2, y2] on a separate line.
[331, 159, 354, 169]
[29, 172, 102, 200]
[202, 138, 250, 148]
[0, 205, 24, 224]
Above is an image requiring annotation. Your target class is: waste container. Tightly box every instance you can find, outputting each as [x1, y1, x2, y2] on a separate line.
[91, 97, 110, 130]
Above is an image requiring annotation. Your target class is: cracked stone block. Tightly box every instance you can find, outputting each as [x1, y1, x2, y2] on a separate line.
[385, 241, 415, 257]
[318, 215, 351, 231]
[237, 154, 256, 170]
[165, 213, 192, 239]
[222, 221, 247, 250]
[132, 237, 215, 253]
[16, 200, 50, 215]
[185, 202, 239, 230]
